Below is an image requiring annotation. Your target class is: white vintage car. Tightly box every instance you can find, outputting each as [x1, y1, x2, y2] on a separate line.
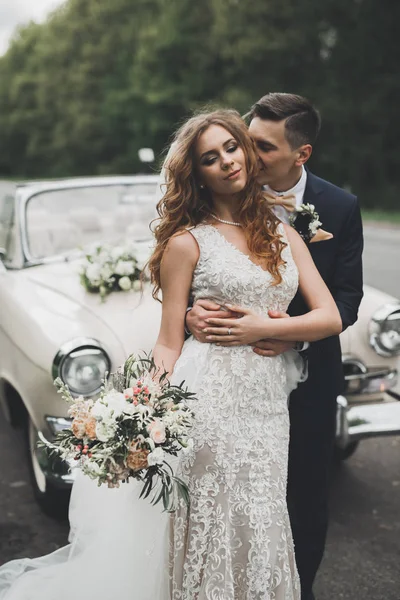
[0, 177, 399, 514]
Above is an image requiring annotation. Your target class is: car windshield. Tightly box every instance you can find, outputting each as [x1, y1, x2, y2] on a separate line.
[25, 183, 159, 260]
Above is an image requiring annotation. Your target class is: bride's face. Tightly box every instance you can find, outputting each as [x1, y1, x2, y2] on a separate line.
[195, 125, 247, 196]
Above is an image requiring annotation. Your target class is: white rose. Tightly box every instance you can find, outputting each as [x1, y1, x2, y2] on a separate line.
[115, 260, 135, 276]
[85, 263, 101, 283]
[132, 279, 141, 292]
[147, 447, 165, 466]
[119, 276, 132, 291]
[82, 460, 103, 478]
[100, 264, 114, 280]
[97, 255, 111, 268]
[111, 246, 125, 261]
[122, 402, 139, 416]
[104, 391, 126, 417]
[91, 399, 110, 420]
[95, 420, 117, 442]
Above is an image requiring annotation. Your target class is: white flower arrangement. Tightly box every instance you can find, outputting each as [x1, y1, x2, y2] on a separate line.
[79, 242, 144, 301]
[41, 354, 195, 512]
[289, 203, 322, 243]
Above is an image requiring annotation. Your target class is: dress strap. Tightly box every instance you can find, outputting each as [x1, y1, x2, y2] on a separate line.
[277, 221, 288, 241]
[184, 224, 215, 259]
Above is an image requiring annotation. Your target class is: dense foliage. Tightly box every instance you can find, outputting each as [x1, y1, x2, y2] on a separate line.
[0, 0, 398, 207]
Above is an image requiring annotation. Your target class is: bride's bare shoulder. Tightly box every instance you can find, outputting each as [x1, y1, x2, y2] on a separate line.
[164, 230, 199, 264]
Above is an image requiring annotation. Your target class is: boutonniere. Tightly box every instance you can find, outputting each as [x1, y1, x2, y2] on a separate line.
[289, 203, 333, 244]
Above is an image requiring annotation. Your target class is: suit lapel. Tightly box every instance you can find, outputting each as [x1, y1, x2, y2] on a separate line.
[303, 170, 335, 232]
[303, 170, 324, 207]
[302, 171, 335, 264]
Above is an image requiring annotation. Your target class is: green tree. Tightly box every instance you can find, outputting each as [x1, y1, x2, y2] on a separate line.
[0, 0, 398, 210]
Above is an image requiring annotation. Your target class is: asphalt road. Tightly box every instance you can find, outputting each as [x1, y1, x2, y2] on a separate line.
[363, 225, 400, 299]
[0, 222, 399, 599]
[1, 415, 399, 599]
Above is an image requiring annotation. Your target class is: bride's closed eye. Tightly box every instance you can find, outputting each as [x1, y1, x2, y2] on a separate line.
[226, 144, 238, 153]
[201, 144, 239, 166]
[202, 156, 218, 166]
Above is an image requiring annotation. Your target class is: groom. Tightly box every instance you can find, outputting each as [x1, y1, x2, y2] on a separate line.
[186, 93, 364, 599]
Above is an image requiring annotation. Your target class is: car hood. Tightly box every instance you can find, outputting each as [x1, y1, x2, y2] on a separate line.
[14, 260, 162, 362]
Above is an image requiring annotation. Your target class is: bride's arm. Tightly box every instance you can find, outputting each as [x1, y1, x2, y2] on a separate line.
[152, 231, 199, 376]
[204, 225, 342, 344]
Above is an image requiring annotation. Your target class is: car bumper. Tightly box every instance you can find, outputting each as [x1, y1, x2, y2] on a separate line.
[36, 428, 77, 489]
[336, 367, 400, 447]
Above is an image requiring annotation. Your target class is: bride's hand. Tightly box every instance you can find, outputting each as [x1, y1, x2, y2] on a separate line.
[203, 304, 268, 346]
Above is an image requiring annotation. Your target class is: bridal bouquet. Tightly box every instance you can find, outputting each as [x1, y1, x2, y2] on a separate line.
[79, 242, 143, 301]
[43, 354, 195, 511]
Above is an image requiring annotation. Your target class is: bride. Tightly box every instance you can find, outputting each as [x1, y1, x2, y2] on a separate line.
[0, 109, 341, 600]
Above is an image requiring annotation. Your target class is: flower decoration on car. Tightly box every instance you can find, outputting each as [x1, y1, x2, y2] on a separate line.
[79, 243, 144, 301]
[289, 203, 322, 244]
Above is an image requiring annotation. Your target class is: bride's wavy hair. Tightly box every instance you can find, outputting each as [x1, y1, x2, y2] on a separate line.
[149, 109, 286, 300]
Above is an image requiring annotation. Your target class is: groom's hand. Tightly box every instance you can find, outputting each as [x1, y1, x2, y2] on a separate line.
[252, 310, 295, 357]
[186, 299, 238, 342]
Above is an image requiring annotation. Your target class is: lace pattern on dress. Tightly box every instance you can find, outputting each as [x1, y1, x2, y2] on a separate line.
[170, 224, 301, 599]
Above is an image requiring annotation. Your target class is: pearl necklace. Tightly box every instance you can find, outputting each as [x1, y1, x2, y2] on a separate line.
[210, 213, 242, 227]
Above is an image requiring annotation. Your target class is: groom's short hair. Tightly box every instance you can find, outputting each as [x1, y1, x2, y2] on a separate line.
[247, 93, 321, 149]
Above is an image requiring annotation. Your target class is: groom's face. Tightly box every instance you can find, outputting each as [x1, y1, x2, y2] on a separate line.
[248, 117, 302, 191]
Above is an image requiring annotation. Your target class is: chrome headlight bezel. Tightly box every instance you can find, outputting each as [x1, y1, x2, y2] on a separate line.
[369, 303, 400, 357]
[52, 337, 111, 397]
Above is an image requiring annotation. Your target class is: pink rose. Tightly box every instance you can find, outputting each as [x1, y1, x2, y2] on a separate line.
[124, 388, 134, 399]
[148, 419, 166, 444]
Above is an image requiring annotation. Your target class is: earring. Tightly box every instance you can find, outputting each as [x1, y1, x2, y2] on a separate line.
[199, 184, 205, 189]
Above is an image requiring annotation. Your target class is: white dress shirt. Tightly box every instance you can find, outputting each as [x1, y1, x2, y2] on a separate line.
[264, 166, 309, 352]
[263, 166, 307, 224]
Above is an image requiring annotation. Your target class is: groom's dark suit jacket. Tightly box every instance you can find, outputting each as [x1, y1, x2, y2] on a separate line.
[286, 170, 363, 597]
[288, 170, 364, 399]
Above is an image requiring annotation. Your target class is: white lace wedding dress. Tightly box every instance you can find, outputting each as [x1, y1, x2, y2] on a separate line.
[0, 223, 302, 600]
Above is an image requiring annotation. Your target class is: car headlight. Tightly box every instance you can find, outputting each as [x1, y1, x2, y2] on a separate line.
[52, 338, 111, 396]
[369, 303, 400, 357]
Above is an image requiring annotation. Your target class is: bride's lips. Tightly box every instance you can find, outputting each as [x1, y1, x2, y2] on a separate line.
[224, 169, 242, 180]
